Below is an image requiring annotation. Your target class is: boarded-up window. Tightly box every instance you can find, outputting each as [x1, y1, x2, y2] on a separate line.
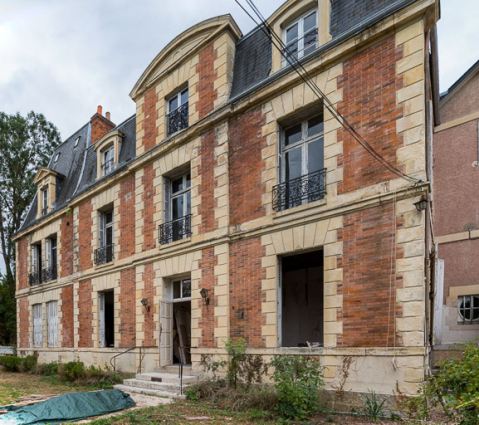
[33, 304, 43, 348]
[47, 301, 58, 347]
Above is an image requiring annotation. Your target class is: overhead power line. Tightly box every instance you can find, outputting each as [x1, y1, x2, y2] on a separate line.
[234, 0, 421, 184]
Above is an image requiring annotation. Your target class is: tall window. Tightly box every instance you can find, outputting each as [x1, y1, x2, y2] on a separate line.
[96, 209, 114, 264]
[160, 172, 191, 244]
[30, 243, 42, 285]
[42, 188, 49, 215]
[33, 304, 43, 348]
[45, 237, 57, 281]
[167, 88, 189, 136]
[47, 301, 58, 347]
[102, 146, 114, 176]
[273, 114, 326, 211]
[283, 10, 318, 64]
[458, 295, 479, 324]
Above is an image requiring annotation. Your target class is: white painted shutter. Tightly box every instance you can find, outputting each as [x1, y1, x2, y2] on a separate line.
[99, 292, 105, 348]
[33, 304, 43, 347]
[46, 239, 52, 269]
[32, 245, 38, 272]
[47, 301, 58, 347]
[159, 300, 173, 366]
[164, 179, 171, 222]
[99, 213, 105, 248]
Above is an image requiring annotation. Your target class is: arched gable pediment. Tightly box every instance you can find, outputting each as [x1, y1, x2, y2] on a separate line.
[130, 14, 241, 101]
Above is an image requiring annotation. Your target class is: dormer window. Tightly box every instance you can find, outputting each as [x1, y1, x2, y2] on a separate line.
[101, 146, 115, 176]
[42, 188, 49, 216]
[167, 88, 189, 136]
[283, 10, 318, 64]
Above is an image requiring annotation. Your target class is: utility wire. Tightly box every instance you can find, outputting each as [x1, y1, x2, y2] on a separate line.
[235, 0, 420, 184]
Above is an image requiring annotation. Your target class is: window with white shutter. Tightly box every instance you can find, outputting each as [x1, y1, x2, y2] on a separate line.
[47, 301, 58, 347]
[33, 304, 43, 348]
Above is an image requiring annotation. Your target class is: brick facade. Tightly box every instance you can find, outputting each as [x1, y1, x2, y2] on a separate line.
[90, 110, 115, 145]
[119, 175, 136, 259]
[78, 200, 93, 271]
[199, 247, 216, 348]
[120, 268, 136, 348]
[78, 279, 93, 348]
[142, 263, 156, 347]
[196, 43, 218, 119]
[199, 130, 217, 234]
[337, 35, 404, 194]
[339, 203, 404, 347]
[229, 107, 267, 226]
[18, 297, 29, 348]
[61, 285, 74, 348]
[141, 163, 156, 251]
[60, 214, 74, 277]
[229, 237, 265, 347]
[17, 237, 28, 290]
[142, 87, 159, 152]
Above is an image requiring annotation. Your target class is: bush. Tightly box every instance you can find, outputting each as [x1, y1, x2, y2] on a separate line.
[59, 361, 86, 382]
[270, 355, 325, 420]
[21, 355, 37, 372]
[36, 361, 59, 376]
[0, 355, 22, 372]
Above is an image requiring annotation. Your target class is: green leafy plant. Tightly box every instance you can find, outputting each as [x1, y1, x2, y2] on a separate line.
[20, 355, 37, 372]
[269, 355, 325, 420]
[36, 361, 59, 376]
[0, 355, 22, 372]
[60, 361, 86, 382]
[363, 390, 387, 421]
[224, 338, 246, 388]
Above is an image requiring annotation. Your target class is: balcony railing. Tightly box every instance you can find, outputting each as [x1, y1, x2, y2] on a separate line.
[167, 103, 189, 136]
[94, 244, 114, 265]
[272, 168, 327, 212]
[42, 266, 57, 282]
[29, 270, 42, 286]
[101, 159, 114, 176]
[159, 215, 192, 245]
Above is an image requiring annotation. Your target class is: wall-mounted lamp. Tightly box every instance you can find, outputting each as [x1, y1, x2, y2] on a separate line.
[414, 195, 427, 212]
[140, 297, 150, 312]
[199, 288, 210, 306]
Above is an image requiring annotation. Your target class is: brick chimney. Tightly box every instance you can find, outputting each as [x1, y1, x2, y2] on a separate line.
[90, 105, 115, 144]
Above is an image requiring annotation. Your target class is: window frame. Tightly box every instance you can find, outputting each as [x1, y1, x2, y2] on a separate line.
[99, 209, 114, 249]
[458, 295, 479, 324]
[42, 187, 49, 214]
[282, 9, 318, 65]
[47, 301, 58, 347]
[101, 145, 115, 176]
[33, 304, 43, 348]
[167, 88, 189, 136]
[169, 173, 191, 221]
[172, 279, 192, 302]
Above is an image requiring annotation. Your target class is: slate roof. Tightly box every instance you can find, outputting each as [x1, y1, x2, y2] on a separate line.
[19, 115, 136, 232]
[229, 0, 415, 99]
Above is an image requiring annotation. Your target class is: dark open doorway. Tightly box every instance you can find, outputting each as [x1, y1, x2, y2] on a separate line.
[281, 250, 324, 347]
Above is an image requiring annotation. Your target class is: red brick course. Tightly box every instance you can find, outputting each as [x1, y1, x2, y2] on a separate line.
[337, 35, 404, 194]
[229, 107, 267, 226]
[119, 175, 136, 259]
[17, 237, 28, 290]
[78, 279, 93, 347]
[199, 247, 216, 348]
[142, 163, 156, 251]
[18, 297, 29, 348]
[338, 203, 404, 347]
[78, 200, 93, 271]
[61, 285, 74, 348]
[229, 237, 265, 347]
[91, 112, 115, 145]
[196, 43, 218, 119]
[199, 130, 217, 234]
[60, 214, 74, 278]
[142, 263, 156, 347]
[120, 267, 136, 348]
[142, 87, 159, 152]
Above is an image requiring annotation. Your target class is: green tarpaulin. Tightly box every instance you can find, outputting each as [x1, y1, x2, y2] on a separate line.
[0, 389, 135, 424]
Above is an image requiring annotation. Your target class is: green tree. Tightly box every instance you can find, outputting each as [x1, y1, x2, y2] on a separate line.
[0, 111, 61, 345]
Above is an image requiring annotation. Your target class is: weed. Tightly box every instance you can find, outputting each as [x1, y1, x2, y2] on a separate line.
[363, 390, 387, 421]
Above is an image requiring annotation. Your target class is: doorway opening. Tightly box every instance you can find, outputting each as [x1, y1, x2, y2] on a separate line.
[280, 250, 323, 347]
[172, 279, 191, 365]
[99, 290, 115, 348]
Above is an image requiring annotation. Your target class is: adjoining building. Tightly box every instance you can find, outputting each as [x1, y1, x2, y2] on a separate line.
[13, 0, 441, 407]
[433, 60, 479, 357]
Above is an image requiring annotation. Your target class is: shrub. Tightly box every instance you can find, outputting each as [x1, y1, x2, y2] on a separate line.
[270, 355, 325, 420]
[60, 361, 86, 382]
[21, 355, 37, 372]
[0, 355, 22, 372]
[36, 361, 59, 376]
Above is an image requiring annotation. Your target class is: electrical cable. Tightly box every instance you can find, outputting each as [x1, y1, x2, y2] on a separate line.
[235, 0, 420, 183]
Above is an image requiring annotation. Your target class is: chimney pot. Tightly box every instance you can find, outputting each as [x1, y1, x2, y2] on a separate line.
[106, 112, 111, 121]
[97, 105, 102, 115]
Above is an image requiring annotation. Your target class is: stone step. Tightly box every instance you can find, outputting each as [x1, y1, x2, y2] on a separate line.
[123, 378, 191, 393]
[135, 372, 198, 385]
[114, 384, 186, 400]
[154, 365, 198, 375]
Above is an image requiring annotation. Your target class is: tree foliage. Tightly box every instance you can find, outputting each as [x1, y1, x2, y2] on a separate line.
[0, 111, 61, 344]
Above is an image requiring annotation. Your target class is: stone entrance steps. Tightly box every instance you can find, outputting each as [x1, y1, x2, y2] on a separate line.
[115, 371, 199, 399]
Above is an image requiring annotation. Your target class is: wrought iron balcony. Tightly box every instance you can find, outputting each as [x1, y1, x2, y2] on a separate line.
[29, 270, 42, 286]
[94, 244, 114, 265]
[167, 103, 189, 136]
[159, 215, 192, 245]
[42, 266, 57, 282]
[272, 168, 327, 212]
[101, 159, 114, 176]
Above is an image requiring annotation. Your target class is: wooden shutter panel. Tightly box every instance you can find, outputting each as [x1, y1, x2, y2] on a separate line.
[46, 239, 51, 269]
[47, 301, 58, 347]
[33, 304, 43, 347]
[164, 178, 171, 222]
[99, 213, 105, 248]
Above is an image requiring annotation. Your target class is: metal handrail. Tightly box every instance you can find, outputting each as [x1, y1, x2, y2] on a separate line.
[177, 345, 192, 395]
[109, 346, 157, 375]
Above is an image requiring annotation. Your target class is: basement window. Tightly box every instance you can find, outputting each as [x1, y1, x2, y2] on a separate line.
[458, 295, 479, 324]
[99, 291, 115, 347]
[280, 250, 323, 347]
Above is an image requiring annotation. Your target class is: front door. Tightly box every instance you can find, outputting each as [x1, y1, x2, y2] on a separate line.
[159, 300, 173, 367]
